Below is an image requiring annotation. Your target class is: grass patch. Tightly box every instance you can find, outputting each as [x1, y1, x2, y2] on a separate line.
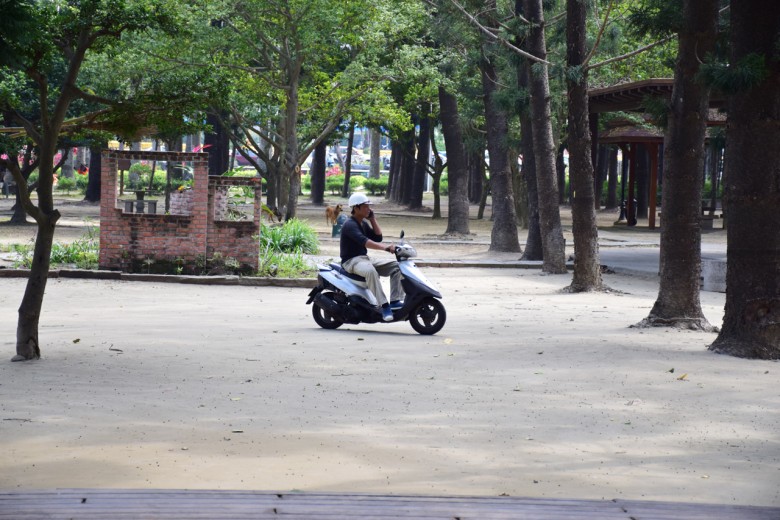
[12, 225, 99, 270]
[258, 218, 319, 277]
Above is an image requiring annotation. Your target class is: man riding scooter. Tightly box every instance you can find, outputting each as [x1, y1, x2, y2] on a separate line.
[340, 193, 405, 321]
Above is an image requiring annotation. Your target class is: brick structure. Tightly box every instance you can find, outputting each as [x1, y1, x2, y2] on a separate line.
[99, 150, 262, 274]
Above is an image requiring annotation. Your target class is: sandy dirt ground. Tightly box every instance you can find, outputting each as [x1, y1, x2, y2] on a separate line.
[1, 195, 776, 508]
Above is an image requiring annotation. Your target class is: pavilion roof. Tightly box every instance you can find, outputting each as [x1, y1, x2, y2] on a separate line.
[589, 78, 726, 114]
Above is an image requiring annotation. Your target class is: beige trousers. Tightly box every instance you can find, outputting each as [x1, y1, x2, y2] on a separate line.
[342, 255, 404, 307]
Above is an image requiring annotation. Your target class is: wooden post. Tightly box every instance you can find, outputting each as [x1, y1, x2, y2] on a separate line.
[648, 142, 659, 229]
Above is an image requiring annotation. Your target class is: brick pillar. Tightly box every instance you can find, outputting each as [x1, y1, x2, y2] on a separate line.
[190, 156, 209, 260]
[98, 151, 118, 269]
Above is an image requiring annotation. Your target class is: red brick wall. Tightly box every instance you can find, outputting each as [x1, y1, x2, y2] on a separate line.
[99, 150, 260, 274]
[206, 176, 263, 272]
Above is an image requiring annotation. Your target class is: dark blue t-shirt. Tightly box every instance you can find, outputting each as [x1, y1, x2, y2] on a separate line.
[340, 216, 382, 263]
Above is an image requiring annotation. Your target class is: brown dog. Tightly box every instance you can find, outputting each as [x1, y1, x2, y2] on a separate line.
[261, 204, 282, 223]
[325, 204, 343, 225]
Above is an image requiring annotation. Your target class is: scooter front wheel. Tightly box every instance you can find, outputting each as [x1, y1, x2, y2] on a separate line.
[312, 291, 344, 329]
[409, 297, 446, 335]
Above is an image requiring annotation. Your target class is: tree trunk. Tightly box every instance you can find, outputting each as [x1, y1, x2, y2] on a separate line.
[468, 148, 483, 205]
[518, 59, 543, 260]
[283, 78, 301, 220]
[13, 140, 59, 361]
[369, 128, 381, 179]
[398, 129, 416, 205]
[387, 140, 401, 200]
[342, 123, 355, 198]
[84, 142, 103, 202]
[439, 86, 471, 235]
[480, 52, 521, 253]
[565, 0, 602, 292]
[638, 0, 718, 330]
[524, 0, 566, 272]
[310, 140, 327, 204]
[710, 0, 780, 358]
[205, 111, 230, 176]
[409, 115, 430, 209]
[515, 0, 540, 257]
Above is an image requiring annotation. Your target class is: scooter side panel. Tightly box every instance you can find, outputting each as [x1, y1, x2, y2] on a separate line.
[318, 270, 379, 307]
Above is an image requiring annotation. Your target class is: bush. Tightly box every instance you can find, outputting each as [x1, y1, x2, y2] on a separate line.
[325, 173, 365, 195]
[75, 174, 89, 194]
[56, 176, 76, 194]
[326, 174, 344, 194]
[364, 175, 389, 195]
[439, 175, 449, 196]
[260, 218, 319, 254]
[258, 218, 319, 277]
[350, 175, 365, 190]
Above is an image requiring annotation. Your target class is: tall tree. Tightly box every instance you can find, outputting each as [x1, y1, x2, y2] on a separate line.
[439, 86, 471, 234]
[479, 45, 522, 252]
[524, 0, 566, 272]
[211, 0, 420, 219]
[472, 0, 521, 252]
[710, 0, 780, 359]
[515, 0, 542, 261]
[0, 0, 185, 361]
[564, 0, 603, 292]
[409, 113, 431, 209]
[634, 0, 719, 330]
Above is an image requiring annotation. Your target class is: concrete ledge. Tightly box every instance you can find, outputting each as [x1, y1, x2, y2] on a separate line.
[0, 268, 316, 288]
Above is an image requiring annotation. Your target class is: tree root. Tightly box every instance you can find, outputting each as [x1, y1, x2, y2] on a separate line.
[709, 337, 780, 360]
[632, 316, 718, 332]
[561, 283, 616, 294]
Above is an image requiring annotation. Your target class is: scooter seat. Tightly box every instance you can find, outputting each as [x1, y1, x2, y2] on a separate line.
[330, 262, 366, 283]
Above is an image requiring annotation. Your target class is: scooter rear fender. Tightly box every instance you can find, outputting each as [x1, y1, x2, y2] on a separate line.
[315, 265, 379, 307]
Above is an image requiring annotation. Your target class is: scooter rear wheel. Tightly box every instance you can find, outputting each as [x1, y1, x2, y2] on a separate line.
[312, 291, 344, 329]
[409, 297, 446, 335]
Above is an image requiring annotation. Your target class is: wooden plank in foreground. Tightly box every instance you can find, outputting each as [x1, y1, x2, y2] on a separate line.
[0, 490, 778, 520]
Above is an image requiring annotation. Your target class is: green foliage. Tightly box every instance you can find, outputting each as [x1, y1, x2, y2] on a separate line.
[323, 174, 364, 194]
[75, 173, 89, 194]
[699, 54, 770, 94]
[13, 226, 99, 270]
[326, 175, 344, 194]
[363, 175, 389, 195]
[258, 218, 319, 278]
[260, 218, 319, 255]
[439, 175, 449, 196]
[56, 176, 76, 194]
[257, 249, 315, 278]
[626, 0, 684, 38]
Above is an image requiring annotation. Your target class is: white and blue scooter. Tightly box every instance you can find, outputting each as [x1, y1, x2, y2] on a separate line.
[306, 232, 446, 335]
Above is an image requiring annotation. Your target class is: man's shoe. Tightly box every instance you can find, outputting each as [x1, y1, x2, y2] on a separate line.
[390, 300, 404, 311]
[382, 305, 394, 322]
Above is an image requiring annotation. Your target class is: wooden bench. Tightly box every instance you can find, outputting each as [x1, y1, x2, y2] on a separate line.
[1, 490, 778, 519]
